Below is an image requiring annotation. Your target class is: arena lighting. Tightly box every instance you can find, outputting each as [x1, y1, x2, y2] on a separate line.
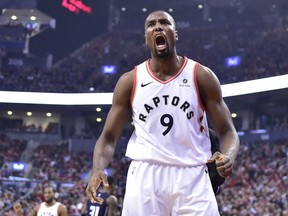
[250, 129, 267, 134]
[62, 0, 92, 14]
[0, 75, 287, 105]
[221, 74, 288, 97]
[1, 9, 56, 29]
[11, 162, 26, 171]
[102, 65, 116, 74]
[30, 16, 36, 21]
[225, 56, 241, 67]
[237, 131, 245, 136]
[11, 15, 17, 20]
[46, 112, 52, 117]
[198, 4, 203, 9]
[0, 92, 113, 105]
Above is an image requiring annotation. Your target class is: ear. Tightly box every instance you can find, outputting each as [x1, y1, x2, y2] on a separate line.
[144, 34, 147, 44]
[174, 31, 178, 41]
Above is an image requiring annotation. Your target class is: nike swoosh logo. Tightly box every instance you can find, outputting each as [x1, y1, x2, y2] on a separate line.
[141, 81, 153, 87]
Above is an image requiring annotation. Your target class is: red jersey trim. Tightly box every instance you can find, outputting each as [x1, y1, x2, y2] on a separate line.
[145, 56, 188, 84]
[193, 63, 205, 111]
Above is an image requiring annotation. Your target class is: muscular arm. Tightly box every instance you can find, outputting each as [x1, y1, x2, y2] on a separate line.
[86, 70, 133, 202]
[106, 195, 118, 216]
[93, 71, 133, 173]
[58, 204, 68, 216]
[197, 64, 240, 176]
[29, 205, 40, 216]
[14, 203, 39, 216]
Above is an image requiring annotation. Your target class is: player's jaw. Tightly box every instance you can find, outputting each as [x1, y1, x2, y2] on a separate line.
[44, 196, 54, 204]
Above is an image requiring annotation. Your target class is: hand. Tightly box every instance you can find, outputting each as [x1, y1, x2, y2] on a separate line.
[207, 151, 233, 178]
[85, 170, 109, 203]
[13, 203, 23, 215]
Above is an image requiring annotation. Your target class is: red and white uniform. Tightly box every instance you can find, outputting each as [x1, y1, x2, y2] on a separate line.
[37, 202, 60, 216]
[127, 57, 211, 165]
[123, 57, 219, 216]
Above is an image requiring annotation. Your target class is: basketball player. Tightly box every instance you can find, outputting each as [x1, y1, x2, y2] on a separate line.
[86, 10, 240, 215]
[81, 176, 118, 216]
[14, 186, 67, 216]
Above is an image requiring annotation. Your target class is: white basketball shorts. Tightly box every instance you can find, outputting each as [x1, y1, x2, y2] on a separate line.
[121, 160, 219, 216]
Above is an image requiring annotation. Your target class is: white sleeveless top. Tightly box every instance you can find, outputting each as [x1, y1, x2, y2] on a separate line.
[37, 202, 60, 216]
[126, 57, 211, 166]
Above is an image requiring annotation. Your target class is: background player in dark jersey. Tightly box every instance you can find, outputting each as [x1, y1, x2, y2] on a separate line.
[207, 128, 226, 195]
[82, 176, 118, 216]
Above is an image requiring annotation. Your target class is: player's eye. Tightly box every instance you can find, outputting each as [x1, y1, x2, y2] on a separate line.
[161, 20, 170, 25]
[147, 22, 155, 27]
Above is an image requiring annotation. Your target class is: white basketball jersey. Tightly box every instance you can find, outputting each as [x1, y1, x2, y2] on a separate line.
[37, 202, 60, 216]
[126, 57, 211, 166]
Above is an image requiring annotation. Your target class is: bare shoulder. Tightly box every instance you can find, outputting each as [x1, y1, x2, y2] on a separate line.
[196, 64, 220, 86]
[113, 69, 134, 104]
[196, 64, 222, 107]
[58, 203, 68, 215]
[120, 69, 134, 80]
[115, 70, 134, 91]
[29, 204, 40, 216]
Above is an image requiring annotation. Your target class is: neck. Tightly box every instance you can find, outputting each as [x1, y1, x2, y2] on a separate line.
[149, 54, 183, 79]
[45, 200, 56, 206]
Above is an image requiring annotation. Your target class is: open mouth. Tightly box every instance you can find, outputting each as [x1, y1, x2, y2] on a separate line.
[155, 35, 166, 50]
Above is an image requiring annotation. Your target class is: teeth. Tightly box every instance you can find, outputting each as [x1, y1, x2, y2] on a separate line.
[157, 44, 166, 50]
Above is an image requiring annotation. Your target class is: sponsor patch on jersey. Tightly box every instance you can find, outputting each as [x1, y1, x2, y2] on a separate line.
[179, 78, 190, 87]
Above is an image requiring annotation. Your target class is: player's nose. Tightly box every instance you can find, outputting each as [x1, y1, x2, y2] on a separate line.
[154, 21, 163, 31]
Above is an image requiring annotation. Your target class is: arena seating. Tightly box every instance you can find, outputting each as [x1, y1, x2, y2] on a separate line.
[1, 21, 288, 93]
[1, 9, 288, 216]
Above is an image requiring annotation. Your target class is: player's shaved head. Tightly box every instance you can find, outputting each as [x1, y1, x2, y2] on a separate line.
[145, 10, 176, 30]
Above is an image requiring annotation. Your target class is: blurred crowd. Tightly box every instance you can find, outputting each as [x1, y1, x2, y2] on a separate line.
[1, 135, 287, 215]
[30, 143, 92, 181]
[217, 139, 288, 215]
[1, 122, 59, 134]
[0, 134, 27, 178]
[1, 9, 288, 216]
[2, 110, 287, 139]
[0, 19, 288, 93]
